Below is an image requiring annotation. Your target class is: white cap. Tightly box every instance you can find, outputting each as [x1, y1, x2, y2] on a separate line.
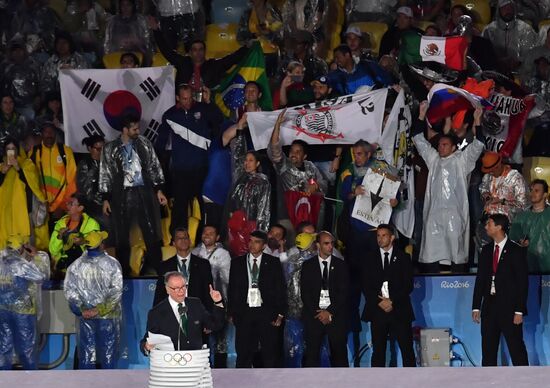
[397, 6, 413, 18]
[498, 0, 515, 7]
[345, 25, 362, 37]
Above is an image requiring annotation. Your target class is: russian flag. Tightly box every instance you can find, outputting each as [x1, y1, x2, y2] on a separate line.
[426, 83, 493, 125]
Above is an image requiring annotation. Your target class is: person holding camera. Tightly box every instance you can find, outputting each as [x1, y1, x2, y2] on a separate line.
[0, 137, 46, 249]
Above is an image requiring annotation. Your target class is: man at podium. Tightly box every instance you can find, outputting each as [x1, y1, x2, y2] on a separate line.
[140, 271, 225, 353]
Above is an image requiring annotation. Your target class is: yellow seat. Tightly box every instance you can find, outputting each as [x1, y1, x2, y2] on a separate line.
[350, 22, 388, 56]
[102, 51, 143, 69]
[523, 157, 550, 186]
[152, 51, 170, 67]
[539, 19, 550, 30]
[452, 0, 492, 25]
[205, 23, 242, 59]
[48, 0, 66, 20]
[416, 20, 437, 32]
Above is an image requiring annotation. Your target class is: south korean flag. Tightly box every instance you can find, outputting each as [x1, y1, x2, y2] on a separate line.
[59, 66, 175, 152]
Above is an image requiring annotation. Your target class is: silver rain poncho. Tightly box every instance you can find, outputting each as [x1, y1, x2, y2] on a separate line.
[40, 52, 89, 94]
[230, 133, 271, 231]
[413, 134, 484, 265]
[267, 138, 328, 194]
[0, 248, 49, 316]
[103, 14, 152, 56]
[482, 0, 538, 67]
[282, 0, 327, 39]
[0, 248, 49, 370]
[191, 242, 231, 354]
[0, 56, 40, 107]
[63, 249, 123, 369]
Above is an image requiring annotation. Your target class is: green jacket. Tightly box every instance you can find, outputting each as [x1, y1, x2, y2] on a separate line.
[49, 213, 100, 265]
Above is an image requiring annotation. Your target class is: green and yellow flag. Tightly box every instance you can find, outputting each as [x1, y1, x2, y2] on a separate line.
[214, 42, 272, 117]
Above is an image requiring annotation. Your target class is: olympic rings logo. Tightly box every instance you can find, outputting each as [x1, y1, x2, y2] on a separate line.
[163, 352, 193, 366]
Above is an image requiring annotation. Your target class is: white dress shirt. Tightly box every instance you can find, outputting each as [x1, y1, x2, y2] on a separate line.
[318, 255, 332, 282]
[379, 247, 393, 269]
[168, 296, 186, 323]
[247, 254, 262, 287]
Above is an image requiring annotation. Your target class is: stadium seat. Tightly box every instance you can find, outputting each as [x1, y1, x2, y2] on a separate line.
[205, 23, 242, 59]
[416, 20, 437, 32]
[451, 0, 492, 25]
[102, 51, 143, 69]
[523, 156, 550, 186]
[152, 51, 170, 67]
[350, 22, 388, 56]
[48, 0, 66, 20]
[211, 0, 248, 24]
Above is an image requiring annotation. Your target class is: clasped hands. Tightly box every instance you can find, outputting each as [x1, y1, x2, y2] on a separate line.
[378, 296, 393, 313]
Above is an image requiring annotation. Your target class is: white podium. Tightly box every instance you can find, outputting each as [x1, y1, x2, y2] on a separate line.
[148, 348, 213, 388]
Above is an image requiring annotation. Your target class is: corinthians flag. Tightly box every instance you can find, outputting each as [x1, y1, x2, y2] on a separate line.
[59, 66, 175, 153]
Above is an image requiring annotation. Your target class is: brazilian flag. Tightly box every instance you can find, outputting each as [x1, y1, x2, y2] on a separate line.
[214, 42, 272, 117]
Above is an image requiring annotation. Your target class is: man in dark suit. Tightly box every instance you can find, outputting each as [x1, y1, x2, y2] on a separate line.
[300, 231, 349, 367]
[472, 213, 529, 366]
[153, 227, 213, 308]
[228, 230, 287, 368]
[140, 271, 224, 354]
[362, 224, 416, 367]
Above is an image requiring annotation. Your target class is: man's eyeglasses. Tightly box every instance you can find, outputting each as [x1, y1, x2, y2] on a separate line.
[167, 285, 187, 292]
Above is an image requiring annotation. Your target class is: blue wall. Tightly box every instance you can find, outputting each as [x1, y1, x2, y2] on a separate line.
[40, 275, 550, 369]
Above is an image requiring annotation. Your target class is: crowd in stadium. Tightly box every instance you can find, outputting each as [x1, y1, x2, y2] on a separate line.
[1, 0, 550, 372]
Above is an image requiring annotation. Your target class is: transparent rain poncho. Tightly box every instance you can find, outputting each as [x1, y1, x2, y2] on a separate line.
[510, 207, 550, 273]
[0, 248, 49, 370]
[413, 134, 484, 265]
[63, 249, 123, 368]
[482, 1, 538, 66]
[281, 0, 327, 38]
[0, 248, 49, 315]
[229, 133, 271, 232]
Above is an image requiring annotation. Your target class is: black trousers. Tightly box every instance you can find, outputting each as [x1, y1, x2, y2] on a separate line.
[303, 319, 348, 367]
[370, 310, 416, 367]
[234, 308, 280, 368]
[170, 168, 207, 235]
[480, 298, 529, 366]
[114, 188, 162, 277]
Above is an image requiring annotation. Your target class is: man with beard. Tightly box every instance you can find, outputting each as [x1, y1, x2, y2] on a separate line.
[482, 0, 537, 73]
[99, 113, 167, 276]
[267, 109, 326, 230]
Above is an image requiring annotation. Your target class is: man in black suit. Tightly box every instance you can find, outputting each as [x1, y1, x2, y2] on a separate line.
[153, 228, 213, 308]
[300, 231, 349, 367]
[362, 224, 416, 367]
[140, 271, 224, 354]
[472, 213, 529, 366]
[228, 230, 287, 368]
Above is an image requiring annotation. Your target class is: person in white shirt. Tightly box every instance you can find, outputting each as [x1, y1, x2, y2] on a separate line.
[191, 224, 231, 367]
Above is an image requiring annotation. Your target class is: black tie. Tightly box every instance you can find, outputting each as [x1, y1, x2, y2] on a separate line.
[252, 258, 259, 287]
[384, 252, 390, 269]
[322, 260, 328, 290]
[178, 303, 187, 337]
[180, 259, 188, 279]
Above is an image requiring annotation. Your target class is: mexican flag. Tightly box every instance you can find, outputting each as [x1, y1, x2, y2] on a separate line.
[399, 32, 468, 71]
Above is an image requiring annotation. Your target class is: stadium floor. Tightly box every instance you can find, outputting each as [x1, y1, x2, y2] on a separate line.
[0, 366, 547, 387]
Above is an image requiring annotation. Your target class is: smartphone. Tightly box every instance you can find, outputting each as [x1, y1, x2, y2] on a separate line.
[6, 149, 15, 164]
[290, 75, 303, 83]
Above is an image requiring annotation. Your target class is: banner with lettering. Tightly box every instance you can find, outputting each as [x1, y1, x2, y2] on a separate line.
[482, 93, 535, 164]
[351, 168, 401, 227]
[246, 89, 389, 150]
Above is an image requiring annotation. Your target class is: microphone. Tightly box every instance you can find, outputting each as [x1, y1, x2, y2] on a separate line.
[178, 304, 187, 316]
[177, 304, 187, 351]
